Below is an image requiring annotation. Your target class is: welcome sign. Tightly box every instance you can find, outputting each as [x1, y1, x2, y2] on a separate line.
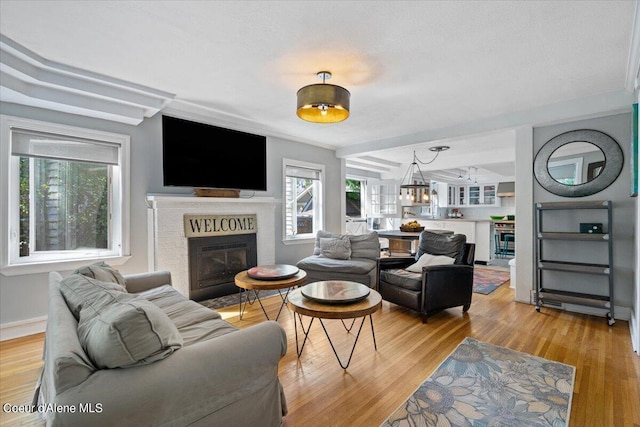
[184, 214, 257, 238]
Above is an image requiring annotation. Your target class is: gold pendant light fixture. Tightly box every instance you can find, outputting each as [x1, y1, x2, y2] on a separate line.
[297, 71, 350, 123]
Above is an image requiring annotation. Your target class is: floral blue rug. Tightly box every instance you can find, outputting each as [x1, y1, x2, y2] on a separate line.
[381, 337, 575, 427]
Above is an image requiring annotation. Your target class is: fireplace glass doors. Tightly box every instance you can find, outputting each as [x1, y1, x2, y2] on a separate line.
[188, 234, 257, 301]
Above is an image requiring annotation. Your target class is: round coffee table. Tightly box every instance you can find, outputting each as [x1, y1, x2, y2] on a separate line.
[287, 281, 382, 369]
[234, 267, 307, 321]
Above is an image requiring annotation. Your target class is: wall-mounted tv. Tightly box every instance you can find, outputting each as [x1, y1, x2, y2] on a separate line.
[162, 115, 267, 191]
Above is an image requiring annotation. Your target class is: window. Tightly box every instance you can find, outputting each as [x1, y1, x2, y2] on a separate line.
[345, 178, 363, 218]
[1, 115, 130, 274]
[283, 159, 324, 241]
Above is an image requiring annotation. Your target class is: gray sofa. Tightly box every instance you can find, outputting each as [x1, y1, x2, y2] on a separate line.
[296, 230, 380, 287]
[35, 268, 287, 427]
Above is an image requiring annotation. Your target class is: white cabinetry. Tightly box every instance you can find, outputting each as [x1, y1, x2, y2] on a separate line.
[423, 220, 492, 264]
[438, 183, 500, 207]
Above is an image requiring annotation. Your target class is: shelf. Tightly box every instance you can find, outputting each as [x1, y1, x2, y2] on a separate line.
[534, 199, 614, 324]
[537, 232, 609, 241]
[538, 260, 610, 275]
[535, 200, 610, 210]
[538, 288, 611, 309]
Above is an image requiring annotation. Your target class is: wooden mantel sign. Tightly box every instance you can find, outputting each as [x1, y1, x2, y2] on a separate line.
[184, 214, 257, 237]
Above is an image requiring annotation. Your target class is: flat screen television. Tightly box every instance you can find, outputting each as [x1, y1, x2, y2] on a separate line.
[162, 115, 267, 191]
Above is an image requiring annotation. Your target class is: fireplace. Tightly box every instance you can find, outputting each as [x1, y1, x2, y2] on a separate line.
[146, 194, 277, 300]
[188, 234, 257, 301]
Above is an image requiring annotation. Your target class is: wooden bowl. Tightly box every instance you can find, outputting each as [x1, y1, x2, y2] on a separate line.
[400, 226, 425, 232]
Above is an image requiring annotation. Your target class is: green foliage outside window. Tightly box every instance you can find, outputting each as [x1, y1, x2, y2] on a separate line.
[19, 157, 109, 256]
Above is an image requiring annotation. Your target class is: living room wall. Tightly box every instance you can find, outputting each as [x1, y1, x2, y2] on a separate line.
[0, 102, 343, 333]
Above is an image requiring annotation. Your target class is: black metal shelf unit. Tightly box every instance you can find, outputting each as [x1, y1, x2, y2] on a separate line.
[534, 200, 614, 325]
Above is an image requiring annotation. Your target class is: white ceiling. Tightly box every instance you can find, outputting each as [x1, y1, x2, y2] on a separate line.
[0, 1, 637, 183]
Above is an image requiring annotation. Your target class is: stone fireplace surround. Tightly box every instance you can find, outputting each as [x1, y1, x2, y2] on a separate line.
[146, 194, 278, 298]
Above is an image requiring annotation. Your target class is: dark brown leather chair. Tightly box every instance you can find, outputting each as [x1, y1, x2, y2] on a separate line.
[377, 231, 475, 323]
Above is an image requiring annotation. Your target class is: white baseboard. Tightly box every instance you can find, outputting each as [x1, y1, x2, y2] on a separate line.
[0, 316, 47, 341]
[630, 310, 639, 354]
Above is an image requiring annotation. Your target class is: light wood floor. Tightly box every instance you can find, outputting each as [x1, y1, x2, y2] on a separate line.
[1, 281, 639, 426]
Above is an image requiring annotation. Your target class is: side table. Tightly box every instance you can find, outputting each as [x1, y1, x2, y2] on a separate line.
[234, 268, 307, 321]
[287, 281, 382, 369]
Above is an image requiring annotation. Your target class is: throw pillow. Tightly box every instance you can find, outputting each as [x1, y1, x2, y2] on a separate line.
[78, 297, 183, 369]
[313, 230, 342, 255]
[59, 274, 129, 320]
[319, 236, 351, 260]
[74, 261, 127, 290]
[405, 253, 456, 272]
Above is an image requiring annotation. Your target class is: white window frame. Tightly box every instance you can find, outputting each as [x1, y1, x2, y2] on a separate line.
[0, 115, 130, 275]
[548, 156, 583, 185]
[282, 158, 324, 244]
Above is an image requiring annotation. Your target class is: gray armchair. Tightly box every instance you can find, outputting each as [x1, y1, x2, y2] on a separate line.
[296, 230, 380, 287]
[378, 231, 475, 323]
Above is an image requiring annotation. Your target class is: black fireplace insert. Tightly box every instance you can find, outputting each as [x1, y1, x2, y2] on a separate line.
[188, 234, 257, 301]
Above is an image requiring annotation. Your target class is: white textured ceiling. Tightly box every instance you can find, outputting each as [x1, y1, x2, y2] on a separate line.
[0, 1, 637, 182]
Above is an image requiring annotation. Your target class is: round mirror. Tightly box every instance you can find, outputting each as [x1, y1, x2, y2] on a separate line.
[534, 129, 623, 197]
[547, 141, 606, 186]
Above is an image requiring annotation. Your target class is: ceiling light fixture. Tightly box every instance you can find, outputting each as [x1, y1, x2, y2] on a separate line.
[296, 71, 350, 123]
[399, 146, 450, 202]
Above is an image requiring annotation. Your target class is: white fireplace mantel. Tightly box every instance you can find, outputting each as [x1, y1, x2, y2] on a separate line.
[146, 194, 280, 298]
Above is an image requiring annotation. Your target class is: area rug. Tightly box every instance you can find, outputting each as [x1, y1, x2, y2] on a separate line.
[200, 289, 280, 310]
[473, 267, 510, 295]
[202, 267, 508, 308]
[381, 337, 576, 427]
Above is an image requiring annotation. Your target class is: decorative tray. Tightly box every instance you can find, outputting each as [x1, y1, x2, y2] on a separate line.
[301, 281, 370, 304]
[247, 264, 299, 280]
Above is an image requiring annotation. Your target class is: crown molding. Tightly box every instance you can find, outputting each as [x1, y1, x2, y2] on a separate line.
[0, 34, 174, 125]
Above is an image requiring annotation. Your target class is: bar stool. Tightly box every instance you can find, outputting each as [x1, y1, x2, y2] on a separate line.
[502, 234, 515, 257]
[494, 234, 502, 258]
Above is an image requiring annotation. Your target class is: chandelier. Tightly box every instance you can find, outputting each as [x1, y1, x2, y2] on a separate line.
[400, 146, 449, 202]
[296, 71, 350, 123]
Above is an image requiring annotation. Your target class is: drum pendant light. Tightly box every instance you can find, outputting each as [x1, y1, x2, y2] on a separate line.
[296, 71, 350, 123]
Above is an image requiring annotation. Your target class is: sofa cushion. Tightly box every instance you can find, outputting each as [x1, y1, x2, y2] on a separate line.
[380, 269, 422, 292]
[77, 296, 183, 369]
[59, 274, 129, 320]
[416, 231, 467, 264]
[405, 253, 455, 272]
[319, 236, 351, 260]
[348, 232, 380, 260]
[312, 230, 380, 260]
[297, 255, 377, 274]
[137, 285, 238, 346]
[74, 262, 127, 290]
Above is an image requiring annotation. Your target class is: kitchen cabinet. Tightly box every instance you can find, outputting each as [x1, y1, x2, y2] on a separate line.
[438, 183, 501, 207]
[534, 200, 614, 325]
[468, 184, 498, 206]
